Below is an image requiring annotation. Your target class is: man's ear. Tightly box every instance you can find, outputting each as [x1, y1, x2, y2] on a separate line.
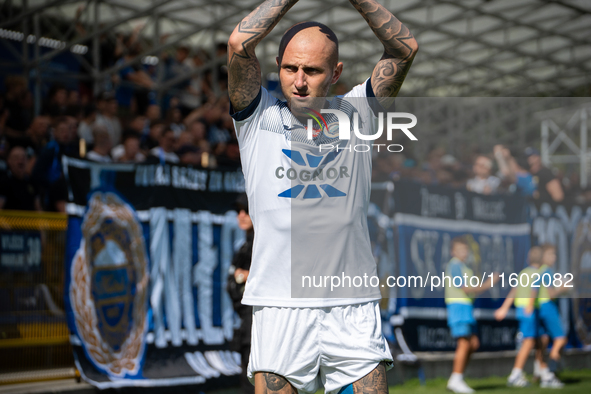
[276, 56, 280, 67]
[332, 62, 344, 84]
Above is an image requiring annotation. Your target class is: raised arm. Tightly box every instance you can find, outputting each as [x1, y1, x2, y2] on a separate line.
[228, 0, 299, 111]
[349, 0, 418, 98]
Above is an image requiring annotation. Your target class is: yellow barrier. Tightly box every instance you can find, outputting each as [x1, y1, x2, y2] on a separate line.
[0, 210, 73, 377]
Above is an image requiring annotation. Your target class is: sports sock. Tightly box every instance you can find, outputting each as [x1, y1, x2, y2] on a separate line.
[450, 372, 464, 382]
[542, 369, 555, 381]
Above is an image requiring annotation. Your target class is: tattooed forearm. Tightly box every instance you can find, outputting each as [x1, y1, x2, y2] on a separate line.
[352, 362, 389, 394]
[231, 0, 298, 59]
[228, 0, 298, 110]
[256, 372, 298, 394]
[349, 0, 416, 61]
[349, 0, 418, 98]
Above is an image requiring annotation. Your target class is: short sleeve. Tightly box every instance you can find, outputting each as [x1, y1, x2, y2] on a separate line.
[344, 78, 393, 117]
[116, 59, 133, 79]
[516, 174, 536, 196]
[341, 79, 384, 137]
[231, 86, 276, 148]
[121, 66, 133, 78]
[343, 78, 370, 99]
[538, 168, 555, 186]
[489, 176, 501, 191]
[230, 87, 262, 122]
[451, 263, 464, 287]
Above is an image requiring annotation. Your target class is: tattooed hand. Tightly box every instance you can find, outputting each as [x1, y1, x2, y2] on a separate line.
[228, 0, 299, 111]
[349, 0, 418, 98]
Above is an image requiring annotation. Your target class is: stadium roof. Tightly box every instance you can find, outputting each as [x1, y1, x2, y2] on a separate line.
[3, 0, 591, 96]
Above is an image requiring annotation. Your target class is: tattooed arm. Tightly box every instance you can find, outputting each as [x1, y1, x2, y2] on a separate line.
[349, 0, 418, 98]
[228, 0, 299, 111]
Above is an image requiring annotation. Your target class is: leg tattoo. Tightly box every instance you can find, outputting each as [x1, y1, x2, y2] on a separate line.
[256, 372, 298, 394]
[352, 362, 388, 394]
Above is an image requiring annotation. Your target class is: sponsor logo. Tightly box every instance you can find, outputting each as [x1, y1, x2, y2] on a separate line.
[276, 149, 347, 199]
[303, 107, 328, 138]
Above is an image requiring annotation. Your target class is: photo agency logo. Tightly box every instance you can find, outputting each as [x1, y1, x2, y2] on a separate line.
[304, 107, 418, 153]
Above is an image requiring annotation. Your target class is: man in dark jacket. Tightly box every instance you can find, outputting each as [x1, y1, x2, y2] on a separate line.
[227, 193, 254, 394]
[31, 116, 79, 211]
[0, 146, 42, 211]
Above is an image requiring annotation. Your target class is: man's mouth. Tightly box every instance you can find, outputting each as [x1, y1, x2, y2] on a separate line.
[293, 93, 309, 98]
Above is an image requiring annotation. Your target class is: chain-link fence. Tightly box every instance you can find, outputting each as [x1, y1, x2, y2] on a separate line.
[0, 210, 74, 382]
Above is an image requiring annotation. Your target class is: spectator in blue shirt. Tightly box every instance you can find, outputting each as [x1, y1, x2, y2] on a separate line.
[494, 145, 536, 197]
[114, 34, 154, 110]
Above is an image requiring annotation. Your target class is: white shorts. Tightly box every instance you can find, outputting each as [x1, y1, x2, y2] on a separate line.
[248, 301, 393, 394]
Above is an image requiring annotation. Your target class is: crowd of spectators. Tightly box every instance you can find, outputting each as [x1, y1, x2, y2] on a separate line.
[0, 33, 240, 212]
[371, 141, 584, 205]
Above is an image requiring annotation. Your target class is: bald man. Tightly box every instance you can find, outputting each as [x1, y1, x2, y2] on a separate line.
[227, 2, 417, 394]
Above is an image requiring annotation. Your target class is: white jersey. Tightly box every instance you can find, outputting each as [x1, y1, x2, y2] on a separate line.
[232, 79, 382, 307]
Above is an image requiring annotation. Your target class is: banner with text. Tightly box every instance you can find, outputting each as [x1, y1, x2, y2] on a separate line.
[391, 181, 591, 351]
[63, 157, 245, 389]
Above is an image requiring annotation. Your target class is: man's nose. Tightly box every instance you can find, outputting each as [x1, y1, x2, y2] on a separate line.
[294, 69, 306, 90]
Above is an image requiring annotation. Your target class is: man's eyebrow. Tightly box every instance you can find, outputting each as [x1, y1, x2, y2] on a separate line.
[280, 63, 325, 70]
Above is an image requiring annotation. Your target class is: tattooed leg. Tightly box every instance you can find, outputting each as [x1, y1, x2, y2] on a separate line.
[351, 362, 388, 394]
[255, 372, 299, 394]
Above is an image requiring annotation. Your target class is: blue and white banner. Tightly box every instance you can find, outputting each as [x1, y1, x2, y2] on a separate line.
[394, 212, 530, 351]
[63, 157, 245, 389]
[390, 181, 591, 351]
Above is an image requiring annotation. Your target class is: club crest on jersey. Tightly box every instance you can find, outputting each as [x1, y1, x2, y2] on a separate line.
[324, 122, 340, 139]
[70, 192, 148, 377]
[275, 149, 348, 199]
[303, 107, 340, 139]
[303, 107, 325, 138]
